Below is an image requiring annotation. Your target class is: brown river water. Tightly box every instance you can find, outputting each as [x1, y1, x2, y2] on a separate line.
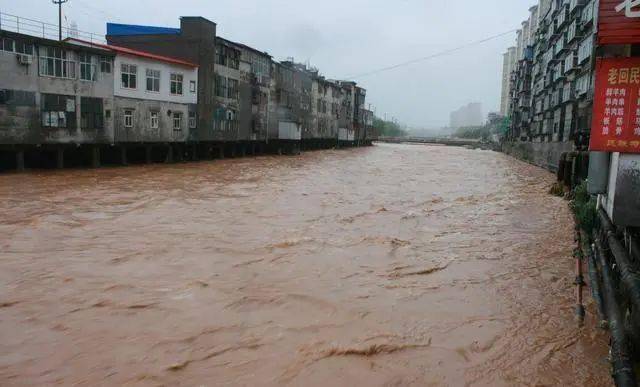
[0, 143, 610, 386]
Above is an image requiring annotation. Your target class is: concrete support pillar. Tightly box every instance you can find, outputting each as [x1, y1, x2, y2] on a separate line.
[56, 148, 64, 169]
[165, 145, 173, 163]
[15, 150, 25, 171]
[91, 146, 100, 168]
[120, 146, 127, 165]
[145, 145, 152, 164]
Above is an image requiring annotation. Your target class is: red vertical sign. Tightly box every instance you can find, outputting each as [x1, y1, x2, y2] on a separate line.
[589, 57, 640, 153]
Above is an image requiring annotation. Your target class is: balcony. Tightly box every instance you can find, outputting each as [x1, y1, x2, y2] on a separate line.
[569, 0, 585, 14]
[518, 96, 531, 109]
[555, 5, 569, 29]
[581, 2, 594, 27]
[562, 83, 575, 103]
[564, 54, 578, 74]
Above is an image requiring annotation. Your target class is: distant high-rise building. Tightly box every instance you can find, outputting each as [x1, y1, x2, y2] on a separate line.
[500, 47, 516, 116]
[449, 102, 483, 129]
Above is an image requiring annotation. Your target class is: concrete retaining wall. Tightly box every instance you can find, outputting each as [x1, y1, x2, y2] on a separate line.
[502, 141, 574, 172]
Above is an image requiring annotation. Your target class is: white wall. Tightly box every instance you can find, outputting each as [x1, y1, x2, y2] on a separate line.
[114, 54, 197, 105]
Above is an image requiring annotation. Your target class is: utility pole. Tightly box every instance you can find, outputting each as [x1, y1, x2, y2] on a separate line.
[52, 0, 68, 41]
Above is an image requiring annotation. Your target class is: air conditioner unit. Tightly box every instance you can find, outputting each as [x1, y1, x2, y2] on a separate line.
[18, 54, 32, 65]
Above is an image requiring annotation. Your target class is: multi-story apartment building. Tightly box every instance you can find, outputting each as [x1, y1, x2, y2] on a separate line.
[0, 31, 115, 168]
[233, 41, 272, 143]
[0, 32, 115, 144]
[503, 0, 597, 170]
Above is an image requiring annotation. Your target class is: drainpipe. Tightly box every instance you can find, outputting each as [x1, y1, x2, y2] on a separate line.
[580, 229, 606, 327]
[593, 234, 637, 387]
[575, 229, 586, 322]
[598, 208, 640, 314]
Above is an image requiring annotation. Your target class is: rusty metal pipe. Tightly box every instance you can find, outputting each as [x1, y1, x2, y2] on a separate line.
[593, 233, 637, 387]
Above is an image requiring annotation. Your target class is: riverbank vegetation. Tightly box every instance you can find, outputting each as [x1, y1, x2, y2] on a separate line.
[454, 114, 510, 141]
[373, 117, 407, 137]
[571, 180, 597, 235]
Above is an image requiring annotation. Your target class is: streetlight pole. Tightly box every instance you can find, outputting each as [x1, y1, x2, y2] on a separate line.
[52, 0, 68, 41]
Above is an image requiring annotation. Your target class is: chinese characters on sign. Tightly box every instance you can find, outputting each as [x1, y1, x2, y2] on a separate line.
[615, 0, 640, 18]
[590, 57, 640, 153]
[599, 0, 640, 44]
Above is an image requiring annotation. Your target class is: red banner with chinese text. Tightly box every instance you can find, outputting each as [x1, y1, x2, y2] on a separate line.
[598, 0, 640, 45]
[589, 57, 640, 153]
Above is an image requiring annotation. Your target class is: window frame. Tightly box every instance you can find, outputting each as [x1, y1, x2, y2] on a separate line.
[121, 63, 137, 89]
[150, 111, 159, 129]
[146, 68, 161, 93]
[227, 78, 238, 100]
[100, 56, 112, 73]
[188, 111, 196, 128]
[39, 46, 75, 79]
[1, 37, 15, 52]
[79, 52, 97, 82]
[170, 73, 184, 95]
[172, 112, 182, 131]
[123, 109, 134, 128]
[189, 80, 196, 93]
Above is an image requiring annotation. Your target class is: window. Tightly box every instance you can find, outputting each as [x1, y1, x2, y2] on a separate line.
[41, 94, 75, 129]
[124, 109, 133, 128]
[100, 57, 112, 73]
[80, 97, 104, 129]
[227, 78, 238, 99]
[15, 41, 33, 55]
[215, 44, 239, 69]
[190, 80, 196, 93]
[79, 53, 96, 81]
[215, 75, 227, 98]
[215, 45, 226, 66]
[577, 37, 592, 64]
[150, 111, 159, 129]
[173, 112, 182, 131]
[170, 73, 183, 95]
[121, 63, 137, 89]
[39, 47, 75, 78]
[189, 111, 196, 128]
[1, 37, 14, 52]
[146, 69, 160, 92]
[228, 50, 239, 70]
[0, 89, 36, 106]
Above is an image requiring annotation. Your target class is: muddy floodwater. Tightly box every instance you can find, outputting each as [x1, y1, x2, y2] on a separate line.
[0, 143, 610, 386]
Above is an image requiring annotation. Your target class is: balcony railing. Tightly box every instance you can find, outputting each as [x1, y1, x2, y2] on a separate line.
[0, 11, 105, 44]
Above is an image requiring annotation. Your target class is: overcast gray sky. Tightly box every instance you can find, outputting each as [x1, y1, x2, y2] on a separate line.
[1, 0, 532, 128]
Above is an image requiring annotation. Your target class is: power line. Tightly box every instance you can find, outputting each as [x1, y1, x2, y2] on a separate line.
[73, 0, 124, 22]
[345, 28, 518, 80]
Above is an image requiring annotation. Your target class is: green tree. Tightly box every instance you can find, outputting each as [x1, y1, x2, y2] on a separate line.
[373, 117, 407, 137]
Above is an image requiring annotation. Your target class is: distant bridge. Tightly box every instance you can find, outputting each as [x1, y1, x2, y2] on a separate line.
[375, 137, 483, 147]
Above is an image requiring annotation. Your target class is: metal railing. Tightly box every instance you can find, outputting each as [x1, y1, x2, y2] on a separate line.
[0, 11, 105, 44]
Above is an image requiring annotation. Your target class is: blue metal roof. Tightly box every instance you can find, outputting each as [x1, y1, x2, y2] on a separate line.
[106, 23, 180, 36]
